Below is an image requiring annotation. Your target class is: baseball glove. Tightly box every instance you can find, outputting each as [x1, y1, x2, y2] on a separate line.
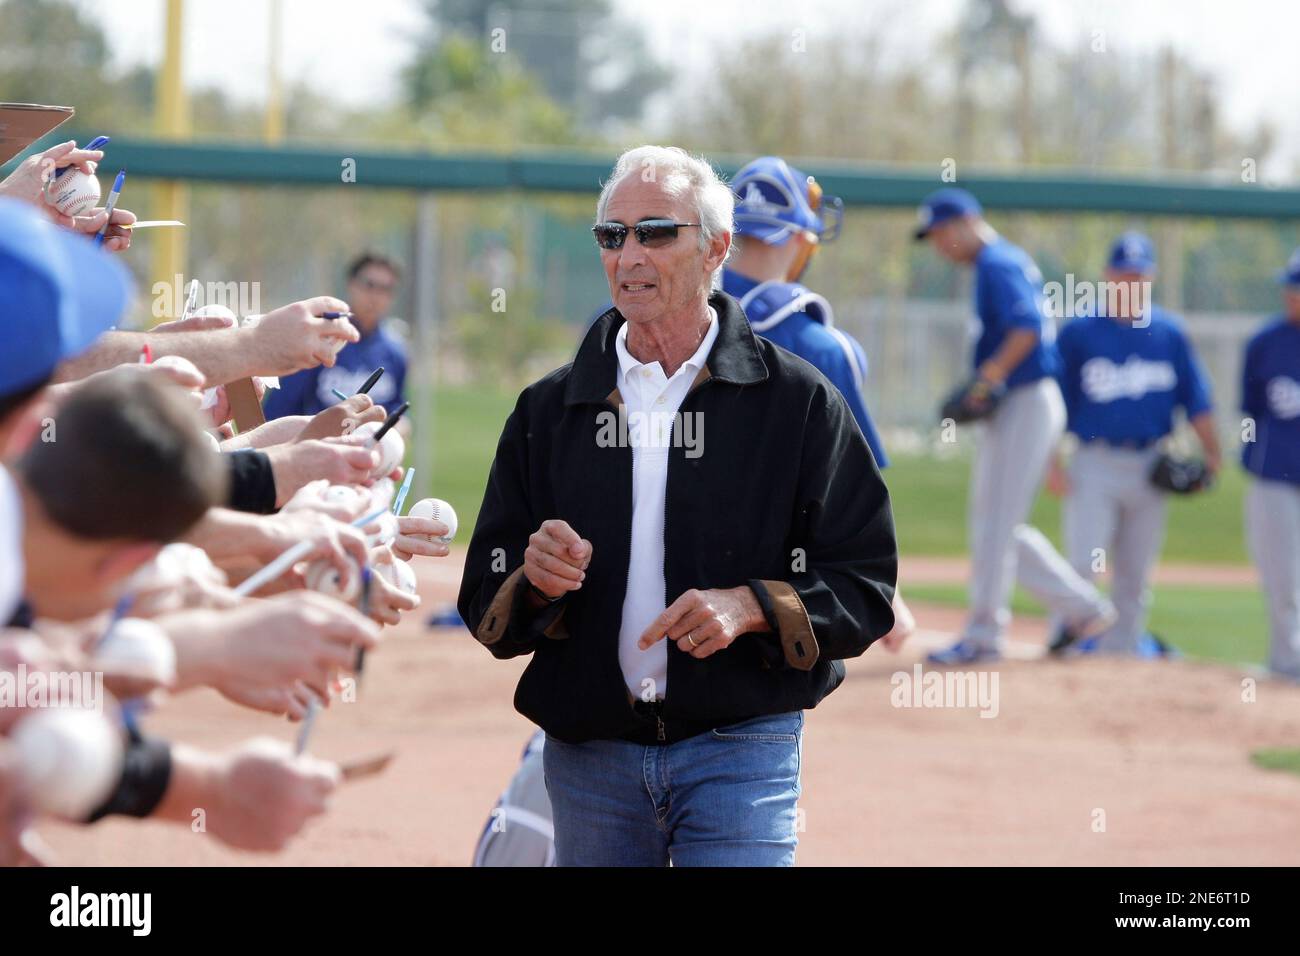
[938, 377, 1005, 424]
[1148, 454, 1214, 495]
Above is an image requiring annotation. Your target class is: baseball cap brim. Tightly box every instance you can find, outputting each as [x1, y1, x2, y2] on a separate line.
[734, 217, 799, 245]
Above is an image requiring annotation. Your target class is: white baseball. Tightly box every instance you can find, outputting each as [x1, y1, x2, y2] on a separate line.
[304, 557, 361, 603]
[192, 304, 238, 325]
[408, 497, 457, 543]
[368, 511, 399, 546]
[376, 557, 418, 595]
[355, 421, 405, 479]
[323, 484, 365, 506]
[94, 617, 177, 686]
[368, 476, 396, 513]
[11, 709, 125, 820]
[43, 168, 101, 217]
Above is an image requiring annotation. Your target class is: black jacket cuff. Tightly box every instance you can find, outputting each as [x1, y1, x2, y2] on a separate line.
[85, 735, 173, 822]
[224, 449, 278, 514]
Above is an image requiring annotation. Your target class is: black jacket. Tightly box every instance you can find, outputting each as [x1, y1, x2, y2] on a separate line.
[457, 291, 897, 744]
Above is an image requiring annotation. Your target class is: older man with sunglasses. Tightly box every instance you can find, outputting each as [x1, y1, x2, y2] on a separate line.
[458, 146, 897, 867]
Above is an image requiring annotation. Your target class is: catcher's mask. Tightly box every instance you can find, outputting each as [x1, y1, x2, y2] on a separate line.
[731, 156, 843, 281]
[786, 176, 844, 282]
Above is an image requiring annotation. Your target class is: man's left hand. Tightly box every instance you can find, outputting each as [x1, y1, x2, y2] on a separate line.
[637, 586, 769, 659]
[72, 206, 136, 252]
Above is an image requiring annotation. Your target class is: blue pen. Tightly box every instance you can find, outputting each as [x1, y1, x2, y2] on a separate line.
[53, 135, 110, 180]
[331, 388, 349, 401]
[95, 169, 125, 247]
[392, 467, 415, 515]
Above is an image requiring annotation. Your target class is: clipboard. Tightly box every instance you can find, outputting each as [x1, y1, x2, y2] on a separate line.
[226, 377, 267, 433]
[0, 103, 75, 166]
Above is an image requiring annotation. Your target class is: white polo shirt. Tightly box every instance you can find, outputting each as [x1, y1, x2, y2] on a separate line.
[0, 465, 24, 625]
[614, 309, 719, 701]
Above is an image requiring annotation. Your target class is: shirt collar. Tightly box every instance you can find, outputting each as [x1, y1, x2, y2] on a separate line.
[564, 291, 768, 407]
[615, 306, 718, 383]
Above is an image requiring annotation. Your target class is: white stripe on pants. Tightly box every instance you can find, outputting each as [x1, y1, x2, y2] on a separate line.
[965, 378, 1110, 647]
[1245, 478, 1300, 679]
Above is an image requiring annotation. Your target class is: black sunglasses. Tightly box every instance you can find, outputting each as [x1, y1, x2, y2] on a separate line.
[592, 219, 701, 250]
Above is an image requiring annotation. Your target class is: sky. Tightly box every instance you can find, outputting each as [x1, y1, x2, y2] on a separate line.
[83, 0, 1300, 177]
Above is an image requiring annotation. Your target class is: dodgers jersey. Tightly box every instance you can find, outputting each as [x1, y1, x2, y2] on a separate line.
[722, 269, 889, 468]
[1056, 306, 1213, 446]
[263, 323, 409, 420]
[972, 238, 1060, 388]
[1241, 317, 1300, 484]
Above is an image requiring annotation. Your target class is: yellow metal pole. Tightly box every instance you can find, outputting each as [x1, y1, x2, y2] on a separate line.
[264, 0, 285, 144]
[152, 0, 189, 325]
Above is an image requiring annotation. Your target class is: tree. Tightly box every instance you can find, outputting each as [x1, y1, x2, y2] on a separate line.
[0, 0, 132, 128]
[407, 0, 667, 129]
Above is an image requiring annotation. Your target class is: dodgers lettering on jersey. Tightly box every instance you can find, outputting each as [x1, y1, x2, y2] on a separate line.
[721, 270, 890, 468]
[972, 238, 1060, 388]
[1241, 317, 1300, 484]
[263, 324, 409, 420]
[1057, 306, 1212, 446]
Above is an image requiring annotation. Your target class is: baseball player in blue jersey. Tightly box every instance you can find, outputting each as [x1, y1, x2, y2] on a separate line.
[1241, 249, 1300, 680]
[917, 188, 1115, 665]
[722, 155, 914, 648]
[1047, 232, 1220, 656]
[264, 253, 410, 421]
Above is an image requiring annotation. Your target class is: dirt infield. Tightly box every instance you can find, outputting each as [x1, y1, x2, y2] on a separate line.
[40, 552, 1300, 866]
[900, 555, 1260, 588]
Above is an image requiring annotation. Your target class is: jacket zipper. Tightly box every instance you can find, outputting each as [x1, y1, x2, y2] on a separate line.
[659, 374, 712, 743]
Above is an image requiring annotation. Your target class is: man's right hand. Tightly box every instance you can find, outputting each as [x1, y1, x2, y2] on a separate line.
[524, 519, 592, 600]
[254, 510, 371, 591]
[296, 395, 386, 442]
[206, 738, 340, 852]
[266, 436, 379, 507]
[247, 297, 360, 377]
[188, 591, 379, 711]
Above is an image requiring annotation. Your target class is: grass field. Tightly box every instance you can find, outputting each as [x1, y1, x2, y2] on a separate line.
[419, 385, 518, 537]
[423, 384, 1253, 566]
[903, 581, 1270, 666]
[884, 452, 1252, 565]
[1251, 748, 1300, 778]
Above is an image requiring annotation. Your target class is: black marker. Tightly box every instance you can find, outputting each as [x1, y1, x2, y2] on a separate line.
[357, 367, 385, 396]
[372, 401, 409, 443]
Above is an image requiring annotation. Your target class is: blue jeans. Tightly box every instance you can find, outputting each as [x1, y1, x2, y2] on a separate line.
[542, 711, 803, 867]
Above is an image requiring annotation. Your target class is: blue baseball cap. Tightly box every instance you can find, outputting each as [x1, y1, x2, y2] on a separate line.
[1280, 248, 1300, 288]
[0, 198, 132, 397]
[732, 156, 842, 245]
[914, 187, 982, 240]
[1107, 231, 1157, 275]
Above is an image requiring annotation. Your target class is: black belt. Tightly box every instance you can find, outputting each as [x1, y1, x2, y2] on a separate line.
[624, 698, 715, 745]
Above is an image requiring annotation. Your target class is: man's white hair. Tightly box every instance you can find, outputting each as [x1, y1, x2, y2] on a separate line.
[596, 145, 734, 269]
